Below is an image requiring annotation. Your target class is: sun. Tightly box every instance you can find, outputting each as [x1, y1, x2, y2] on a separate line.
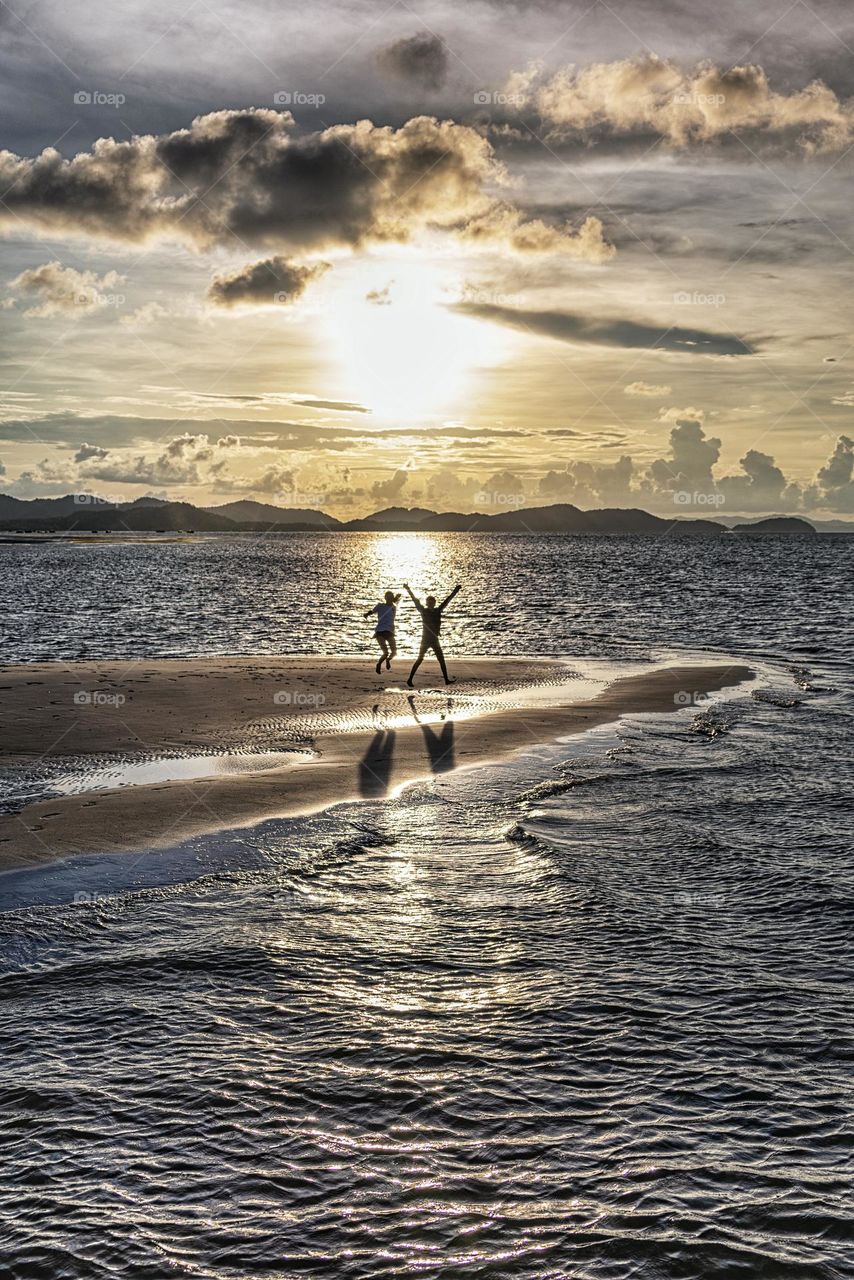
[327, 252, 508, 420]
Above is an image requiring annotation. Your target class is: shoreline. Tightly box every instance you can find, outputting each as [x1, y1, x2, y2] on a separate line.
[0, 656, 753, 871]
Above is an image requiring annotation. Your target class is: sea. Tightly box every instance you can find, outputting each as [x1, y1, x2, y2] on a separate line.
[0, 532, 852, 1279]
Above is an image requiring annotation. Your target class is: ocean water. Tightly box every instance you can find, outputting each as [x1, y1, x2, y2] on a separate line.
[0, 534, 852, 1279]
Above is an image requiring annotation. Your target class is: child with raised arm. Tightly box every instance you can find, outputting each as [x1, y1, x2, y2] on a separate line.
[403, 581, 462, 687]
[364, 590, 402, 674]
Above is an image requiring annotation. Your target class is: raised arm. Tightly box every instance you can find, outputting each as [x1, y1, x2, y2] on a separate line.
[403, 582, 422, 607]
[438, 583, 462, 611]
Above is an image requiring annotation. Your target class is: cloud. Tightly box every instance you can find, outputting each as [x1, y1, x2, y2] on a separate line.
[647, 418, 721, 492]
[718, 448, 801, 511]
[659, 405, 706, 422]
[816, 434, 854, 510]
[80, 432, 232, 486]
[452, 301, 755, 355]
[377, 32, 449, 89]
[625, 381, 672, 397]
[7, 261, 125, 317]
[538, 455, 634, 506]
[457, 208, 614, 260]
[207, 256, 330, 307]
[212, 462, 298, 497]
[532, 55, 854, 152]
[371, 469, 410, 501]
[366, 283, 393, 305]
[119, 301, 168, 327]
[74, 442, 110, 463]
[0, 109, 590, 263]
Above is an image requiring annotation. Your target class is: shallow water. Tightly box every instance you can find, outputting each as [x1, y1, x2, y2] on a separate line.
[0, 534, 852, 1278]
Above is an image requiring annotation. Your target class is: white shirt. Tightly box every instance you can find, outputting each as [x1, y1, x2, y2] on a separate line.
[373, 603, 396, 632]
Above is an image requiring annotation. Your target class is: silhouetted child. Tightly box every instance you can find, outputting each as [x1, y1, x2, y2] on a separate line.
[403, 582, 461, 686]
[364, 590, 402, 674]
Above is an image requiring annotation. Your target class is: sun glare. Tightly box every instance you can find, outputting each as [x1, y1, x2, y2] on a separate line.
[328, 255, 507, 420]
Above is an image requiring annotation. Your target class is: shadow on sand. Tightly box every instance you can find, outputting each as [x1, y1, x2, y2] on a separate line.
[357, 698, 457, 797]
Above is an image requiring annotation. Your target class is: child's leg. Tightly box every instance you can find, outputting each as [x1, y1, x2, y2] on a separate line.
[407, 645, 427, 686]
[433, 641, 451, 683]
[374, 634, 389, 673]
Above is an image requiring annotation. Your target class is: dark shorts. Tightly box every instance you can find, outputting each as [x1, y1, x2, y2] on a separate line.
[375, 630, 395, 640]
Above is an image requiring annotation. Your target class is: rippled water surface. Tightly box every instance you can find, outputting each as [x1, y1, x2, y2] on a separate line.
[1, 534, 852, 1278]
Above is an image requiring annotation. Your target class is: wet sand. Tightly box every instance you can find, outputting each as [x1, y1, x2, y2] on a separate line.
[0, 655, 752, 869]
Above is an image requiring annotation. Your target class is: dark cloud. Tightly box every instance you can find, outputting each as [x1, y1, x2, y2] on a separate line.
[451, 301, 756, 356]
[0, 109, 616, 267]
[377, 33, 449, 90]
[207, 256, 330, 307]
[289, 398, 369, 413]
[0, 110, 527, 255]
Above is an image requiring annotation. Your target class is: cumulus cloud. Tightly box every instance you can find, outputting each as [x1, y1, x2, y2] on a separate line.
[207, 255, 330, 307]
[625, 381, 672, 397]
[371, 468, 410, 502]
[458, 208, 614, 261]
[648, 418, 721, 492]
[451, 301, 755, 355]
[377, 32, 449, 89]
[7, 261, 124, 317]
[718, 448, 801, 511]
[539, 455, 634, 507]
[74, 442, 110, 463]
[80, 432, 237, 487]
[659, 405, 706, 422]
[532, 55, 854, 152]
[816, 434, 854, 510]
[0, 109, 602, 263]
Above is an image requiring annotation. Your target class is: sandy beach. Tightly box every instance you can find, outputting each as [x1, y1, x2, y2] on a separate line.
[0, 655, 752, 869]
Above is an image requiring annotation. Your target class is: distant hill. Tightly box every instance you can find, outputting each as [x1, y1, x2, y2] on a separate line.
[206, 500, 340, 527]
[342, 506, 439, 530]
[0, 501, 238, 533]
[0, 493, 113, 520]
[0, 493, 824, 536]
[732, 516, 817, 536]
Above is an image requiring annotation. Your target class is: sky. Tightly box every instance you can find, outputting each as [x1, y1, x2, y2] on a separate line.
[1, 0, 854, 517]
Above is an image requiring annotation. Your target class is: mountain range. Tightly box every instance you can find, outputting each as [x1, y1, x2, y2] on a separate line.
[0, 493, 832, 536]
